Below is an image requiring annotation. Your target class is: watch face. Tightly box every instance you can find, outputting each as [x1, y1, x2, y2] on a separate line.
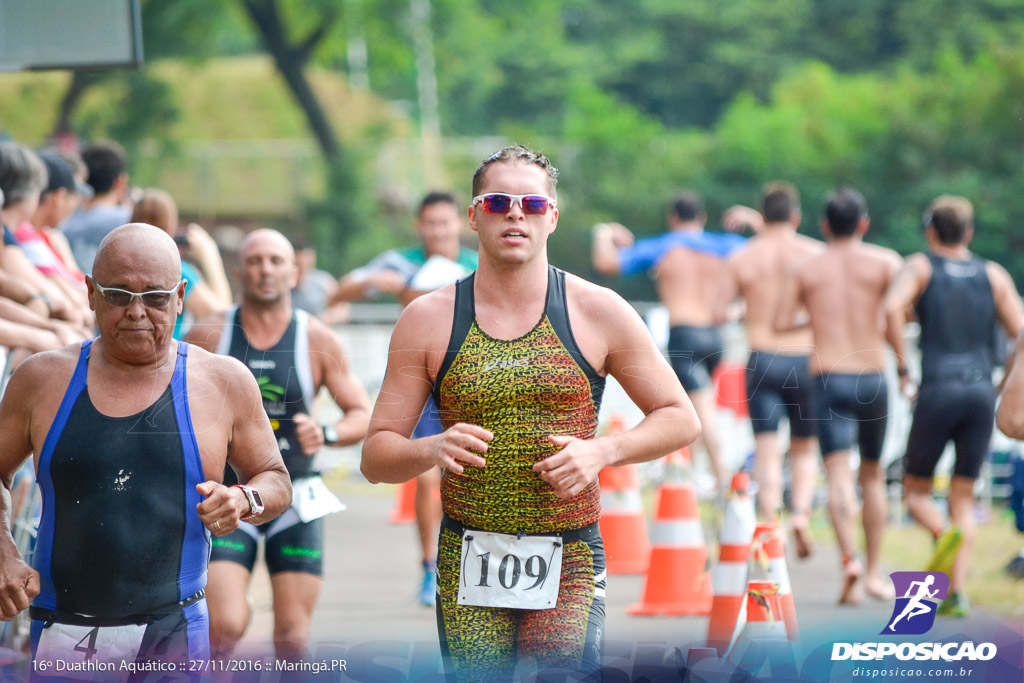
[323, 426, 339, 444]
[250, 489, 264, 508]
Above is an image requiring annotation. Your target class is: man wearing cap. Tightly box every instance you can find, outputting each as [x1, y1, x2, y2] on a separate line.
[18, 153, 93, 294]
[0, 141, 88, 329]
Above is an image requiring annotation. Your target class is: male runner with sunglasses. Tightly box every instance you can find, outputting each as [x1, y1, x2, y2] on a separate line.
[361, 145, 700, 680]
[0, 223, 291, 673]
[187, 228, 370, 660]
[332, 191, 478, 607]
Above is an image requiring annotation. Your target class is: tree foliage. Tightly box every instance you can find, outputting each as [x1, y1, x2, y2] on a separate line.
[12, 0, 1024, 285]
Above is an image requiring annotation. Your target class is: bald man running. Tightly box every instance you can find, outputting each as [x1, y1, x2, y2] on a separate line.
[0, 224, 290, 675]
[774, 188, 901, 603]
[187, 229, 370, 660]
[716, 182, 824, 554]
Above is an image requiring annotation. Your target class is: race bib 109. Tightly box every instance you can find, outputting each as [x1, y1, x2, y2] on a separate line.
[457, 530, 563, 610]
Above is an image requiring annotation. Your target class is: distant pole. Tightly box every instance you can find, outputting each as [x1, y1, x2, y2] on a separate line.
[411, 0, 445, 189]
[346, 0, 369, 90]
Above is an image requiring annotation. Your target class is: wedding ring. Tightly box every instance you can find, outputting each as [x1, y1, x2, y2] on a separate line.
[214, 520, 221, 531]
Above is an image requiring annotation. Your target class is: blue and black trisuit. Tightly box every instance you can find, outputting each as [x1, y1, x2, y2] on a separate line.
[30, 339, 211, 668]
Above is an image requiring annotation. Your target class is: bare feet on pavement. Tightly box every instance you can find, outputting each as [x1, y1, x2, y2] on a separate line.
[840, 556, 864, 606]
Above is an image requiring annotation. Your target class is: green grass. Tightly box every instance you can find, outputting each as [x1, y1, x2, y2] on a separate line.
[802, 505, 1024, 620]
[879, 513, 1024, 620]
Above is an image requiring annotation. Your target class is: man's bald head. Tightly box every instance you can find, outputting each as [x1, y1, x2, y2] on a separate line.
[239, 228, 295, 263]
[237, 228, 298, 307]
[93, 223, 182, 287]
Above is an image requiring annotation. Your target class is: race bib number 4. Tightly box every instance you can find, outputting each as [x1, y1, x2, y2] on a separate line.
[457, 530, 563, 610]
[292, 476, 346, 523]
[35, 622, 146, 677]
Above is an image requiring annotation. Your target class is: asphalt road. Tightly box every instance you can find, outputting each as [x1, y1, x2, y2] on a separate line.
[226, 465, 1021, 683]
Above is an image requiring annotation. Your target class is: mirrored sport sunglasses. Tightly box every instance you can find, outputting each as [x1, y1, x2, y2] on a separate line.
[471, 193, 556, 215]
[93, 281, 182, 308]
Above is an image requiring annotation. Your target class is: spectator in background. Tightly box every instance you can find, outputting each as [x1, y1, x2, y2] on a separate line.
[0, 145, 87, 356]
[131, 188, 232, 339]
[19, 153, 91, 292]
[0, 141, 89, 329]
[333, 190, 478, 606]
[61, 140, 132, 273]
[39, 148, 91, 280]
[291, 240, 348, 324]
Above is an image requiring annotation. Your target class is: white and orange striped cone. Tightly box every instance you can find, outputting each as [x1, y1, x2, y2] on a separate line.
[599, 464, 651, 574]
[706, 471, 757, 655]
[598, 415, 650, 574]
[726, 580, 795, 677]
[752, 522, 799, 641]
[388, 480, 417, 524]
[628, 450, 712, 615]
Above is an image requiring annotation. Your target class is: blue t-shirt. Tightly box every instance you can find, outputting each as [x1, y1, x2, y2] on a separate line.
[3, 225, 20, 246]
[618, 231, 747, 276]
[172, 262, 201, 340]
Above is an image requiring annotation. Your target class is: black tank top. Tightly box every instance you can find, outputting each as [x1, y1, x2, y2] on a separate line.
[218, 307, 317, 481]
[916, 254, 996, 383]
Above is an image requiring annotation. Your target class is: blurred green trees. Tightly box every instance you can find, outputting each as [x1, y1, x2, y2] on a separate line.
[2, 0, 1022, 286]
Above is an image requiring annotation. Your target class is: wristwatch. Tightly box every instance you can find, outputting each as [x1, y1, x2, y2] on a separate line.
[233, 485, 265, 521]
[322, 424, 339, 446]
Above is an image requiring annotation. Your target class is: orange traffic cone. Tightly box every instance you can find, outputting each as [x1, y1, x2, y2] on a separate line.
[388, 480, 417, 524]
[726, 580, 795, 677]
[628, 454, 712, 615]
[706, 471, 757, 654]
[752, 522, 799, 641]
[597, 414, 650, 574]
[713, 364, 749, 417]
[599, 464, 650, 574]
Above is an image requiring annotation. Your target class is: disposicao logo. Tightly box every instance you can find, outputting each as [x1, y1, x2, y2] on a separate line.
[831, 571, 997, 663]
[883, 571, 948, 635]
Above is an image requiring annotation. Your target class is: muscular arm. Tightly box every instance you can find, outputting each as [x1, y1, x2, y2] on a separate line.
[331, 270, 407, 304]
[183, 280, 228, 323]
[184, 223, 233, 306]
[591, 223, 633, 276]
[773, 266, 807, 334]
[0, 361, 46, 618]
[534, 286, 700, 498]
[997, 331, 1024, 438]
[312, 321, 371, 446]
[884, 255, 930, 373]
[221, 362, 291, 522]
[986, 262, 1024, 340]
[361, 292, 491, 483]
